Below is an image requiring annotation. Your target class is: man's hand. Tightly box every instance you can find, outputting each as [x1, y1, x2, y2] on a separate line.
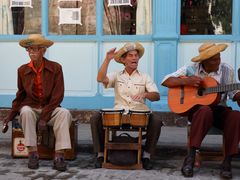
[105, 47, 117, 62]
[37, 120, 47, 132]
[237, 100, 240, 107]
[131, 93, 146, 102]
[233, 92, 240, 107]
[2, 118, 9, 133]
[184, 76, 203, 87]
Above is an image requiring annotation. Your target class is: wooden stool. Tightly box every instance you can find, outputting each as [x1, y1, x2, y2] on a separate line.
[12, 119, 78, 160]
[102, 126, 144, 170]
[100, 109, 149, 169]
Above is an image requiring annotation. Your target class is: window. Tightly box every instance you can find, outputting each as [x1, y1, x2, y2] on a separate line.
[0, 0, 41, 35]
[48, 0, 96, 35]
[103, 0, 152, 35]
[181, 0, 232, 35]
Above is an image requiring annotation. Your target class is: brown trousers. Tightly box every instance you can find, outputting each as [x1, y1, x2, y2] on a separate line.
[189, 105, 240, 156]
[90, 111, 163, 155]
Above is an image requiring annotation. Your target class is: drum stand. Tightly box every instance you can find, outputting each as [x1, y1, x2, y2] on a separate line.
[102, 126, 144, 170]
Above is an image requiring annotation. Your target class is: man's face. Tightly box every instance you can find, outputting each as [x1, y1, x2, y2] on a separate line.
[26, 46, 46, 61]
[121, 50, 140, 70]
[202, 53, 221, 72]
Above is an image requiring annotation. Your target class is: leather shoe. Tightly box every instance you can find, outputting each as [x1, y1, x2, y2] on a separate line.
[95, 156, 104, 168]
[220, 161, 232, 179]
[53, 155, 67, 171]
[28, 151, 39, 169]
[142, 158, 153, 170]
[181, 155, 195, 177]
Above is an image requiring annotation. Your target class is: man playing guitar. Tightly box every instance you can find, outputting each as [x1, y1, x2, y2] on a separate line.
[162, 43, 240, 179]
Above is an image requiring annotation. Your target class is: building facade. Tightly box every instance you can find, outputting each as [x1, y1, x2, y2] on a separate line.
[0, 0, 240, 111]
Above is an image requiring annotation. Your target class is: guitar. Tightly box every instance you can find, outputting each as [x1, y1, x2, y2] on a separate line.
[168, 76, 240, 115]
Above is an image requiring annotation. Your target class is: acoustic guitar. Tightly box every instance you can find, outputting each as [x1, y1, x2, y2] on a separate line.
[168, 76, 240, 115]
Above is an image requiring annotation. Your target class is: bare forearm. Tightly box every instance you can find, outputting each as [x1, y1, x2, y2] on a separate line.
[162, 77, 187, 88]
[162, 76, 202, 88]
[144, 92, 160, 101]
[97, 58, 110, 82]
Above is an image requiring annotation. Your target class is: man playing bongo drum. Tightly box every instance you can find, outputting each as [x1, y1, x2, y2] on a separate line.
[90, 42, 163, 170]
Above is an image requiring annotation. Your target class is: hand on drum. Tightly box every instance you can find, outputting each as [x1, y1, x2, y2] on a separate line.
[131, 93, 146, 102]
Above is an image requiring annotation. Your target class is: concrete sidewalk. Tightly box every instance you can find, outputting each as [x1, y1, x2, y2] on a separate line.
[0, 123, 239, 180]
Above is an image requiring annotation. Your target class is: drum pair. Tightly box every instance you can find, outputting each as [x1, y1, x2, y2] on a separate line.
[100, 109, 151, 127]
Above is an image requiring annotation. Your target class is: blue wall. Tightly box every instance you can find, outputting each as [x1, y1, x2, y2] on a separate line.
[0, 0, 240, 111]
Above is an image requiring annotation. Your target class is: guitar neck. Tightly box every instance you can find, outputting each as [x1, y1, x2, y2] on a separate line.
[204, 83, 240, 94]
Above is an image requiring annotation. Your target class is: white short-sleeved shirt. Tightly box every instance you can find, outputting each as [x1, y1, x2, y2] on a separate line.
[105, 69, 159, 111]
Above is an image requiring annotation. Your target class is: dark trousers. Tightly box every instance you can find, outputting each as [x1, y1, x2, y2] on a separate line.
[189, 105, 240, 156]
[90, 111, 163, 155]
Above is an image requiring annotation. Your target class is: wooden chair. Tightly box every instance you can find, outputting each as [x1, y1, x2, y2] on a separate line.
[187, 122, 224, 167]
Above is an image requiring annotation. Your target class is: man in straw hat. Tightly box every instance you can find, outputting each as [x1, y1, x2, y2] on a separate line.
[2, 34, 72, 171]
[162, 42, 240, 178]
[90, 42, 163, 170]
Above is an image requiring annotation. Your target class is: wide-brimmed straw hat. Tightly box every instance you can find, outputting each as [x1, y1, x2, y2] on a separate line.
[19, 34, 54, 48]
[114, 42, 144, 63]
[191, 42, 228, 62]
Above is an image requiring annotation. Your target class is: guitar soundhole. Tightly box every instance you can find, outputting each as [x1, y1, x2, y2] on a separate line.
[197, 88, 205, 96]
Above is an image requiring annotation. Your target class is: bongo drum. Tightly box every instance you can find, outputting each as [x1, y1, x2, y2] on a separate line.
[101, 109, 124, 127]
[129, 110, 151, 127]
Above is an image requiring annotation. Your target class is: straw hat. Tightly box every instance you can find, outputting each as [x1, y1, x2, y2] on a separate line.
[19, 34, 54, 48]
[114, 42, 144, 63]
[191, 43, 228, 62]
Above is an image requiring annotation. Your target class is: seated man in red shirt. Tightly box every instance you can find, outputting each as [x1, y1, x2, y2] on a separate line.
[2, 34, 72, 171]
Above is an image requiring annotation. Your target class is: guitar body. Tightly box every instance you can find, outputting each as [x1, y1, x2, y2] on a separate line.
[168, 77, 221, 115]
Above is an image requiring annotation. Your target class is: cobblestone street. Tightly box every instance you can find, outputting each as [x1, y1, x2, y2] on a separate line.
[0, 123, 239, 179]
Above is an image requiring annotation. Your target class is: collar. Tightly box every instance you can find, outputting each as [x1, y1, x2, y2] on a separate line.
[28, 59, 44, 73]
[198, 63, 221, 75]
[24, 57, 54, 75]
[120, 69, 140, 75]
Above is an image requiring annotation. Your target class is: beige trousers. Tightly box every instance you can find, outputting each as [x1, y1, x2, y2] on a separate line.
[19, 105, 72, 151]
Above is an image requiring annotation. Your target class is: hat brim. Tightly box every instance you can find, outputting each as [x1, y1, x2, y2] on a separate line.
[114, 43, 144, 64]
[191, 44, 228, 62]
[19, 39, 54, 48]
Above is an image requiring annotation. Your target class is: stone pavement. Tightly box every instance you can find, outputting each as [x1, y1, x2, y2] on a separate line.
[0, 123, 240, 180]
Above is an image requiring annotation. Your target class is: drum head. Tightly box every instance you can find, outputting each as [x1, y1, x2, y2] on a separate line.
[129, 109, 151, 114]
[100, 108, 124, 113]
